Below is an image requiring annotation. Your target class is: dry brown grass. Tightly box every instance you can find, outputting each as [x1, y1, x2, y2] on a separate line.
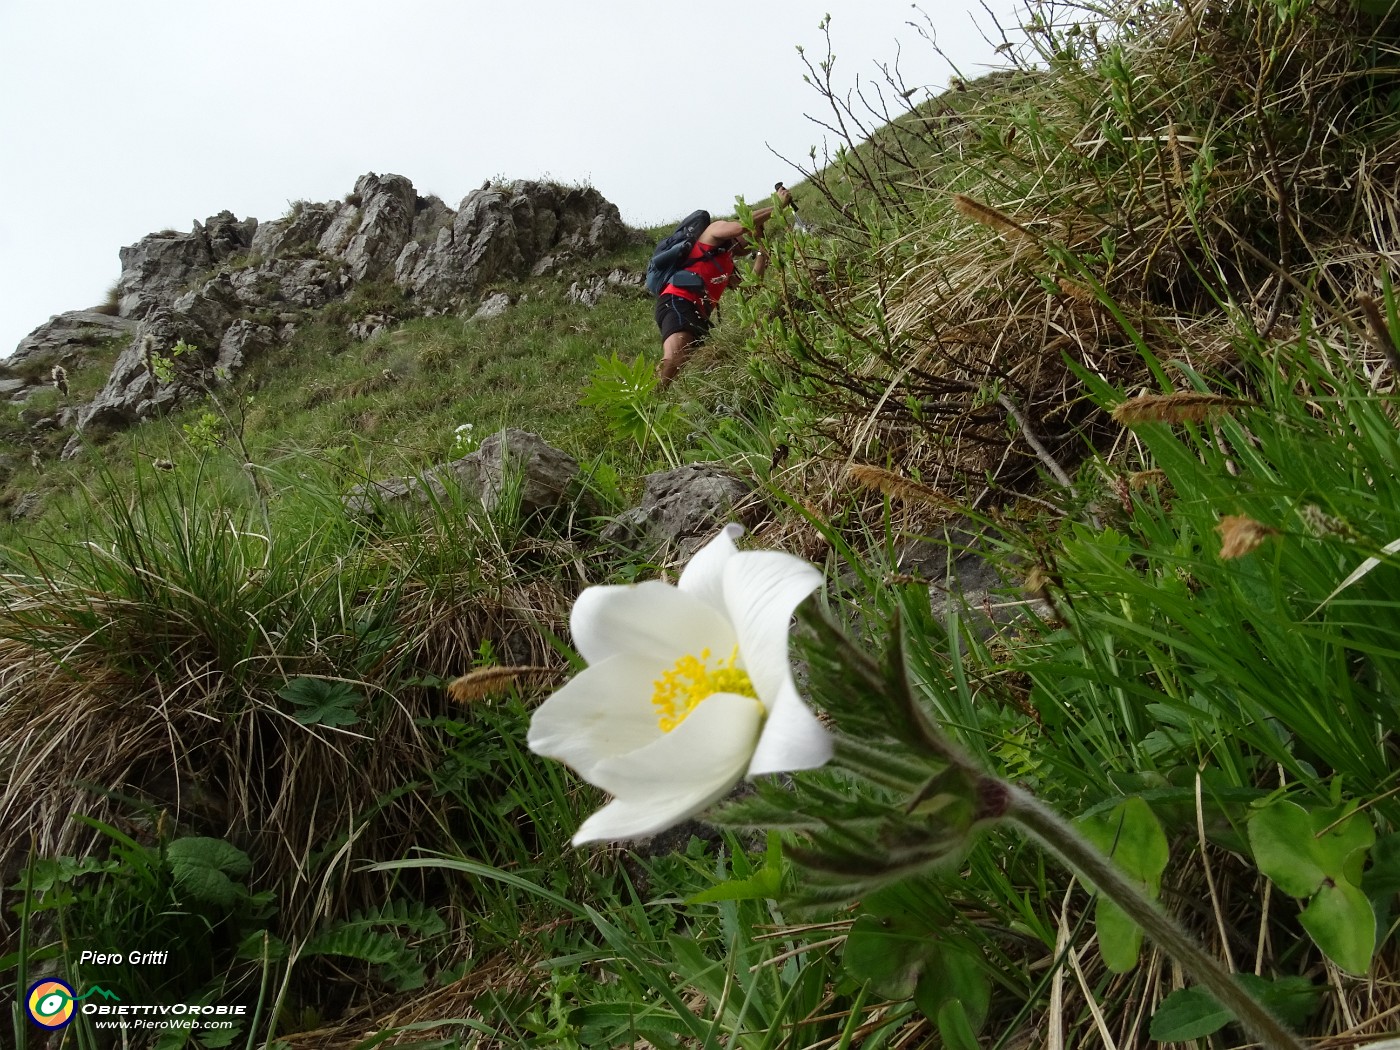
[276, 950, 543, 1048]
[760, 0, 1400, 505]
[0, 484, 579, 971]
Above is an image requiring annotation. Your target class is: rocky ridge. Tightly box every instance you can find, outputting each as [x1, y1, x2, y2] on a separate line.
[5, 173, 635, 457]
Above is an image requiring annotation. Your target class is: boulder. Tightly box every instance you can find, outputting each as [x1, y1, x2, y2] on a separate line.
[566, 268, 644, 307]
[410, 194, 455, 242]
[601, 464, 756, 561]
[203, 210, 259, 263]
[347, 314, 393, 342]
[249, 201, 339, 260]
[229, 258, 338, 310]
[171, 272, 241, 340]
[214, 320, 277, 377]
[468, 293, 511, 322]
[344, 428, 579, 519]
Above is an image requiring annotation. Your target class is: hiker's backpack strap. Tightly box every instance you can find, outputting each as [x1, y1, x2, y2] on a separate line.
[644, 210, 712, 296]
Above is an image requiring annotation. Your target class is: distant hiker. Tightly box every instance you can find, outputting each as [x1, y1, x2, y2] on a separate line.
[651, 186, 791, 389]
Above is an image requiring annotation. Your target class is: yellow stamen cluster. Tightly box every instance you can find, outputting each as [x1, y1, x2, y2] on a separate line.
[652, 646, 756, 732]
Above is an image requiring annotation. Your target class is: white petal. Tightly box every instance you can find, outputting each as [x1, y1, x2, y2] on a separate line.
[722, 550, 822, 706]
[572, 785, 725, 845]
[720, 549, 829, 775]
[678, 523, 745, 615]
[570, 581, 734, 667]
[586, 692, 761, 798]
[527, 655, 666, 777]
[572, 693, 761, 843]
[747, 676, 833, 776]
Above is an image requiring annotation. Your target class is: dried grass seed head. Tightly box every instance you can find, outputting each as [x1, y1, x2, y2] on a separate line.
[1112, 392, 1253, 425]
[1216, 515, 1279, 559]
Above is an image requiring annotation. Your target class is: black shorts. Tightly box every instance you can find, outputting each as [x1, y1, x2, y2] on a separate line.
[655, 293, 711, 342]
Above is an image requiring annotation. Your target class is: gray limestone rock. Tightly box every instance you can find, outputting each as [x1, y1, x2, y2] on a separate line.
[344, 428, 580, 520]
[26, 173, 637, 455]
[66, 308, 215, 445]
[468, 293, 512, 322]
[249, 201, 339, 260]
[566, 268, 644, 307]
[347, 314, 393, 342]
[601, 464, 756, 561]
[7, 311, 138, 373]
[396, 180, 627, 307]
[115, 211, 256, 319]
[214, 320, 277, 377]
[317, 172, 418, 282]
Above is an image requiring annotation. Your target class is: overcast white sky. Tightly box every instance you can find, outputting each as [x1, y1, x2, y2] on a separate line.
[0, 1, 1022, 355]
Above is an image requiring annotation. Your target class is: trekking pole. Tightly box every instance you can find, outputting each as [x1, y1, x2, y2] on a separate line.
[774, 182, 807, 229]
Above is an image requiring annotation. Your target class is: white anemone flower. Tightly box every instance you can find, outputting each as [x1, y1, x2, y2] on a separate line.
[528, 524, 832, 845]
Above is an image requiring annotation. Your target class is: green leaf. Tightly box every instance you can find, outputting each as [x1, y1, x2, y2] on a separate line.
[1075, 797, 1168, 972]
[304, 924, 412, 966]
[1300, 879, 1377, 976]
[843, 913, 935, 999]
[1248, 800, 1374, 898]
[1149, 987, 1234, 1041]
[166, 837, 251, 907]
[1363, 832, 1400, 898]
[1244, 974, 1324, 1029]
[278, 677, 364, 727]
[1077, 796, 1170, 892]
[935, 998, 982, 1050]
[196, 1024, 242, 1048]
[1149, 975, 1323, 1041]
[915, 943, 990, 1030]
[235, 930, 288, 962]
[1095, 896, 1144, 974]
[685, 832, 786, 904]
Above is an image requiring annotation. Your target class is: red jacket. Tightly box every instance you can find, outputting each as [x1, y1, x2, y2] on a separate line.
[662, 241, 735, 314]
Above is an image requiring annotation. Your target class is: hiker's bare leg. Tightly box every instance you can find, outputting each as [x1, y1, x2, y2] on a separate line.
[658, 331, 696, 389]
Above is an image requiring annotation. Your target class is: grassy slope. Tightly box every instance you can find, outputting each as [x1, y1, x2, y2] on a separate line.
[6, 2, 1400, 1047]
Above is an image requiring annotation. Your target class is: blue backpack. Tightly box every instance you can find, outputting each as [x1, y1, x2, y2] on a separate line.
[644, 210, 717, 296]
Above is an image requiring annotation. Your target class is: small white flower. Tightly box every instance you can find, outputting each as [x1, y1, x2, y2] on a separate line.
[528, 524, 832, 845]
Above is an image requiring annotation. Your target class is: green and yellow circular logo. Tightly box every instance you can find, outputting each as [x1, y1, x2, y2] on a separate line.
[26, 978, 76, 1029]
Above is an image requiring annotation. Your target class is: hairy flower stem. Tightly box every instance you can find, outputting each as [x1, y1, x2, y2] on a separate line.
[1003, 785, 1306, 1050]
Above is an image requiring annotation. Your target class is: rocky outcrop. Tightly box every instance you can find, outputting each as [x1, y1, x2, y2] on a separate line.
[11, 173, 635, 452]
[395, 181, 628, 307]
[7, 311, 138, 377]
[469, 293, 512, 322]
[66, 308, 214, 442]
[316, 173, 419, 282]
[601, 464, 758, 561]
[116, 211, 258, 320]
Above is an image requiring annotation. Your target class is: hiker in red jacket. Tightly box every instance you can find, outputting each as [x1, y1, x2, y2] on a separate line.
[654, 186, 791, 389]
